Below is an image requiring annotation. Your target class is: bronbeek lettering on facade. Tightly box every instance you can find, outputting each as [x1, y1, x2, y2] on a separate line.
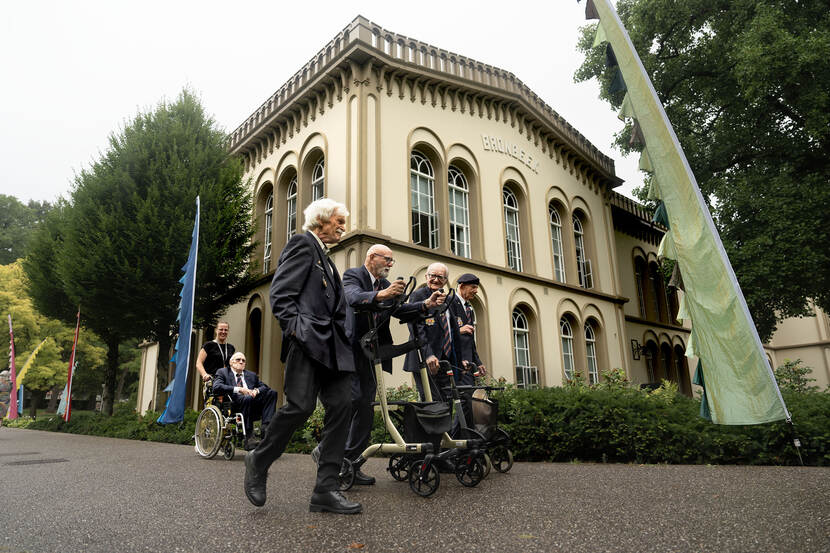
[481, 134, 540, 174]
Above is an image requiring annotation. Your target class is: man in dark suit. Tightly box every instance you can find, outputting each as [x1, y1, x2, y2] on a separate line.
[335, 244, 445, 484]
[449, 273, 486, 387]
[403, 262, 462, 402]
[244, 198, 360, 514]
[212, 351, 277, 450]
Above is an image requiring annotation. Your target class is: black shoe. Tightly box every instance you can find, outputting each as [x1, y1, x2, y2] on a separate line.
[309, 490, 362, 514]
[244, 438, 260, 451]
[244, 452, 267, 507]
[353, 469, 376, 485]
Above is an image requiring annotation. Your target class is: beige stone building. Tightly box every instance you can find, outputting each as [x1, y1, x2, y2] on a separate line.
[185, 16, 826, 408]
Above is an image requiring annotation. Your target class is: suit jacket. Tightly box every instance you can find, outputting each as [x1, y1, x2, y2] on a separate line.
[343, 266, 424, 374]
[449, 295, 482, 369]
[212, 367, 270, 399]
[402, 286, 461, 373]
[269, 231, 354, 373]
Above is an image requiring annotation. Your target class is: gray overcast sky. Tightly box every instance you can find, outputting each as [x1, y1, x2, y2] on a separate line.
[0, 0, 641, 204]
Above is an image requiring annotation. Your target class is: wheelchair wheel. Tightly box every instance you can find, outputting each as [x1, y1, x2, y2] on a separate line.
[222, 439, 235, 460]
[455, 453, 485, 487]
[338, 458, 355, 491]
[491, 445, 514, 473]
[409, 460, 440, 497]
[387, 454, 411, 482]
[195, 405, 223, 459]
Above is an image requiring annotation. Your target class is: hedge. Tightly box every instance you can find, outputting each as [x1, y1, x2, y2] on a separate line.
[5, 384, 828, 466]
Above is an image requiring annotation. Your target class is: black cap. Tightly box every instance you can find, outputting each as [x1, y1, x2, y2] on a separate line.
[457, 273, 480, 285]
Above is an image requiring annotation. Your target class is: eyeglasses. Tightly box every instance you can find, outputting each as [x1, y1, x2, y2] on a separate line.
[426, 273, 447, 281]
[233, 359, 247, 363]
[371, 253, 395, 265]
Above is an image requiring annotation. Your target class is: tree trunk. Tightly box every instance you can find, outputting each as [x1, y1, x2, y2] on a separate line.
[156, 334, 173, 406]
[46, 384, 62, 412]
[28, 392, 39, 418]
[101, 335, 119, 416]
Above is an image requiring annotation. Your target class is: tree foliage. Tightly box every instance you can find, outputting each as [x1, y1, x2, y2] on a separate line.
[1, 262, 106, 396]
[575, 0, 830, 340]
[23, 89, 256, 415]
[0, 195, 52, 265]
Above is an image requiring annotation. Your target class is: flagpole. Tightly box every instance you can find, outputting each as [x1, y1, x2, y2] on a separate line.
[63, 309, 81, 422]
[7, 315, 18, 420]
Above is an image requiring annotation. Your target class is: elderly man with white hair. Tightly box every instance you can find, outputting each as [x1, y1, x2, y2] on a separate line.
[402, 262, 462, 401]
[244, 198, 361, 514]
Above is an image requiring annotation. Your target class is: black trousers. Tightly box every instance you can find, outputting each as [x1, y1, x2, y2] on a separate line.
[254, 341, 352, 493]
[344, 361, 377, 461]
[233, 389, 278, 438]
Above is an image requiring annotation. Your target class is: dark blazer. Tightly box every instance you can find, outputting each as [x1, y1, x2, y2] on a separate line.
[343, 266, 424, 374]
[449, 295, 482, 368]
[269, 231, 354, 373]
[212, 367, 270, 398]
[402, 286, 461, 373]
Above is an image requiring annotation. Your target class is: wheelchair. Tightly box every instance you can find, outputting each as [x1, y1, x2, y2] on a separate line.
[194, 378, 247, 460]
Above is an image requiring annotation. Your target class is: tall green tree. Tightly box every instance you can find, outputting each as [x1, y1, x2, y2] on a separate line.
[0, 195, 52, 264]
[575, 0, 830, 340]
[24, 89, 256, 415]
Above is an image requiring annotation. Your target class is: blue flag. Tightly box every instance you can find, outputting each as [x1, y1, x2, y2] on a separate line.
[158, 197, 200, 424]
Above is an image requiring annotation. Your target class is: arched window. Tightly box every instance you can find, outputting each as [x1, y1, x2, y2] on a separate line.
[286, 176, 297, 240]
[648, 263, 666, 322]
[503, 187, 522, 271]
[574, 215, 592, 288]
[512, 309, 536, 388]
[660, 343, 673, 383]
[311, 158, 325, 201]
[448, 165, 470, 258]
[410, 151, 438, 248]
[263, 193, 273, 273]
[560, 318, 575, 381]
[585, 322, 598, 384]
[549, 203, 565, 282]
[634, 257, 647, 318]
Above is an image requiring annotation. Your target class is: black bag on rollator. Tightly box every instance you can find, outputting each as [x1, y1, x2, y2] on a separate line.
[403, 401, 452, 451]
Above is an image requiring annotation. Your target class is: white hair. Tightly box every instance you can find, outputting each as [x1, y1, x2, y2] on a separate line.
[230, 351, 246, 362]
[426, 262, 448, 277]
[302, 198, 349, 232]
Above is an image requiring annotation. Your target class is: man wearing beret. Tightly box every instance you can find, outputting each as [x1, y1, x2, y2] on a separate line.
[451, 273, 487, 387]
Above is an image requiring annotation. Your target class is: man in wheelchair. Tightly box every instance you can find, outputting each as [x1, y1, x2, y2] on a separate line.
[212, 352, 278, 450]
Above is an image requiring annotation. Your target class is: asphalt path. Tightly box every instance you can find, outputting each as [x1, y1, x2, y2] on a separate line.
[1, 428, 828, 553]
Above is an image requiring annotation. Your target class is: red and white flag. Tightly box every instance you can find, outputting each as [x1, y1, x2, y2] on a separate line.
[63, 309, 81, 422]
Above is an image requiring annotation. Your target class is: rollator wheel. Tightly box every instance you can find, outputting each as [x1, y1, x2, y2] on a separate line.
[409, 460, 440, 497]
[194, 405, 223, 459]
[482, 453, 492, 478]
[455, 453, 485, 487]
[388, 454, 411, 482]
[222, 439, 235, 460]
[338, 458, 355, 491]
[491, 445, 514, 473]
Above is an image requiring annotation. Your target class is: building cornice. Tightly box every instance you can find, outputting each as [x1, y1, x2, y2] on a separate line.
[227, 15, 622, 190]
[624, 314, 690, 333]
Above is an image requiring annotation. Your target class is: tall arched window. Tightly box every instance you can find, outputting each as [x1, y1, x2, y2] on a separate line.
[311, 158, 325, 201]
[549, 203, 565, 282]
[560, 317, 575, 381]
[410, 151, 438, 248]
[503, 187, 522, 271]
[512, 309, 536, 388]
[448, 165, 470, 258]
[263, 193, 273, 273]
[286, 176, 297, 240]
[661, 343, 673, 383]
[574, 215, 592, 288]
[648, 263, 665, 322]
[585, 322, 598, 384]
[634, 257, 647, 318]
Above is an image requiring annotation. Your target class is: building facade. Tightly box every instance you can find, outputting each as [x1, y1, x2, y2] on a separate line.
[189, 16, 704, 408]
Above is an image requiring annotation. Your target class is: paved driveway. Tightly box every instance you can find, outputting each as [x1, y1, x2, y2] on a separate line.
[1, 428, 827, 552]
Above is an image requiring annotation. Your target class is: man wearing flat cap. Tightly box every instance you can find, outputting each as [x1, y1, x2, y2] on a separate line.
[451, 273, 486, 387]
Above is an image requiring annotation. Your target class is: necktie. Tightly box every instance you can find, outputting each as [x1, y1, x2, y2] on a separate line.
[465, 302, 473, 323]
[235, 373, 243, 388]
[440, 312, 452, 359]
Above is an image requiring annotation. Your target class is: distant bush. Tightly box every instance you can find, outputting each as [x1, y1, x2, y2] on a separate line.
[7, 380, 828, 466]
